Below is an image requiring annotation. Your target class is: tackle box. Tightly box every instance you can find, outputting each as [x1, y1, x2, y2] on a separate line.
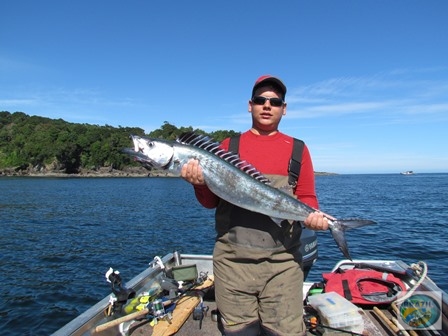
[308, 291, 364, 333]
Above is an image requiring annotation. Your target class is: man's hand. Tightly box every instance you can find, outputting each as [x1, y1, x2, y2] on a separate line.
[181, 159, 206, 185]
[304, 211, 333, 231]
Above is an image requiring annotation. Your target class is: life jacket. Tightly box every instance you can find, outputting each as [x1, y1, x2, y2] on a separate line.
[322, 268, 407, 305]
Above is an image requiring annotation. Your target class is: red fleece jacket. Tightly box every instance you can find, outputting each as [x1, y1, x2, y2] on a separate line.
[193, 131, 319, 210]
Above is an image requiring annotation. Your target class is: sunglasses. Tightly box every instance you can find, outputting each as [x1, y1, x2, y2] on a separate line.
[252, 96, 284, 107]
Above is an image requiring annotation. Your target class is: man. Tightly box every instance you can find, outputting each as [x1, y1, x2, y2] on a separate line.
[181, 75, 329, 335]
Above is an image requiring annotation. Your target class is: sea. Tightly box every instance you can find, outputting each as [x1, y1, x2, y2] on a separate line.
[1, 173, 447, 335]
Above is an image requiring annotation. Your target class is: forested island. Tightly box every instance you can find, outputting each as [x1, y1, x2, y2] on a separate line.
[0, 111, 239, 177]
[0, 111, 335, 177]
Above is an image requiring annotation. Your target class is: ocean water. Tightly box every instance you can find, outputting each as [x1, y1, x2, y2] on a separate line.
[0, 174, 447, 335]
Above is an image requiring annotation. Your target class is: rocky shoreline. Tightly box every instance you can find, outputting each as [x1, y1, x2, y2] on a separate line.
[1, 166, 337, 178]
[0, 166, 175, 178]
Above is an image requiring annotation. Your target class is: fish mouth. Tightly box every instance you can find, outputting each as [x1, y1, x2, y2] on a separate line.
[123, 136, 157, 168]
[123, 147, 153, 165]
[131, 135, 146, 154]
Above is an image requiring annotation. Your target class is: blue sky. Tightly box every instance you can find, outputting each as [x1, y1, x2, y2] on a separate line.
[1, 1, 447, 174]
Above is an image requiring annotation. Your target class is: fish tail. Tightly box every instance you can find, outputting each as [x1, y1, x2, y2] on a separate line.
[330, 218, 376, 260]
[337, 218, 376, 230]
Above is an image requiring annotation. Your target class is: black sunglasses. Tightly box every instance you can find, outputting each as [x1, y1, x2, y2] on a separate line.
[252, 96, 284, 107]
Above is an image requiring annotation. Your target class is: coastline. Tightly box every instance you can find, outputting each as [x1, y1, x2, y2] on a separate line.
[0, 167, 337, 178]
[0, 166, 156, 178]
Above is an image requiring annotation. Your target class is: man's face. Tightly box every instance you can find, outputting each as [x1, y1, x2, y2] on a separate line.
[248, 86, 286, 132]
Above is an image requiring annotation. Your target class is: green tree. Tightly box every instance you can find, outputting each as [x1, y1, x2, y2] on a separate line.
[0, 111, 239, 173]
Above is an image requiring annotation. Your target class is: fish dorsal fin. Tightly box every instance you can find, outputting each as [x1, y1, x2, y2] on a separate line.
[177, 132, 271, 184]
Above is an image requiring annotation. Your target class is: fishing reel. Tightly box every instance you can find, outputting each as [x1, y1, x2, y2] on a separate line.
[105, 268, 136, 311]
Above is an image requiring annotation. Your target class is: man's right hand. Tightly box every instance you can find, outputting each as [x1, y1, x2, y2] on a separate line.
[181, 159, 206, 185]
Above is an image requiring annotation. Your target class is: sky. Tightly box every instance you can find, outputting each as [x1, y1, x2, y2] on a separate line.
[1, 1, 447, 174]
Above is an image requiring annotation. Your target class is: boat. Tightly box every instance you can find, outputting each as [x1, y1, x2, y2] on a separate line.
[52, 244, 448, 336]
[401, 171, 415, 175]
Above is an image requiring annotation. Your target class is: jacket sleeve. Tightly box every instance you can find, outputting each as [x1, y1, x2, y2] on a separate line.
[193, 184, 220, 209]
[295, 144, 319, 209]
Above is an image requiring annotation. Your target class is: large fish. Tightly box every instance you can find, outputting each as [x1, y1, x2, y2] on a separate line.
[124, 132, 375, 260]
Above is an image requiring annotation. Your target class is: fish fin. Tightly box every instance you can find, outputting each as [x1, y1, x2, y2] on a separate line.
[329, 218, 376, 260]
[330, 225, 351, 260]
[335, 218, 376, 230]
[177, 132, 271, 184]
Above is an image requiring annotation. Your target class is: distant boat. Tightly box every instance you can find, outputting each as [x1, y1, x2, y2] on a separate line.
[400, 170, 414, 175]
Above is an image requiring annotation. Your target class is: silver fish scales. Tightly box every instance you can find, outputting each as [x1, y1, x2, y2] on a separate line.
[124, 132, 376, 259]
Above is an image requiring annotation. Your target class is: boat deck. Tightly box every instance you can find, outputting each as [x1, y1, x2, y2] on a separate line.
[128, 291, 221, 336]
[53, 254, 447, 336]
[126, 289, 417, 336]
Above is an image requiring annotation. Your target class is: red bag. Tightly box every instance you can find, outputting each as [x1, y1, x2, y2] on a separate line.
[322, 268, 406, 305]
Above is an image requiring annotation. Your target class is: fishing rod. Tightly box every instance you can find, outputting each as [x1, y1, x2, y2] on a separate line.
[305, 319, 365, 336]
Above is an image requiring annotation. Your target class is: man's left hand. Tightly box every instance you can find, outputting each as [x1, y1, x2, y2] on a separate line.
[304, 211, 333, 231]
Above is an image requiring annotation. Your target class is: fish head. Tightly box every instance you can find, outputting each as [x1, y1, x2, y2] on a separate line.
[128, 135, 174, 169]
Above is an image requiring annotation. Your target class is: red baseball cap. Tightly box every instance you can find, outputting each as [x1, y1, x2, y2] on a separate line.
[252, 75, 287, 99]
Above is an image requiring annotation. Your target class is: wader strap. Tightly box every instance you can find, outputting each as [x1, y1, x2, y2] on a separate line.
[228, 135, 240, 153]
[288, 139, 304, 187]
